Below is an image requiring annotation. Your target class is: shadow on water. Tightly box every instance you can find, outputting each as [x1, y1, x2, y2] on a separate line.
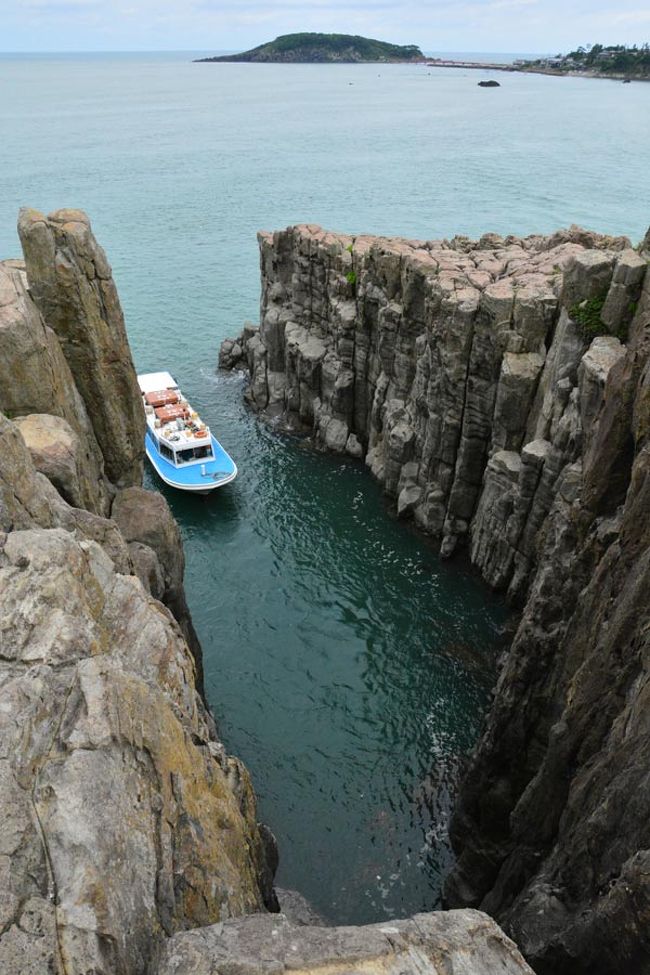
[148, 371, 509, 925]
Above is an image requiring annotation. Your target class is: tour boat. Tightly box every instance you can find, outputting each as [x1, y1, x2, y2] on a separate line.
[137, 371, 237, 494]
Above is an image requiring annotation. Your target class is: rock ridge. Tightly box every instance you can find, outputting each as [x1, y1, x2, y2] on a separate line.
[220, 221, 650, 973]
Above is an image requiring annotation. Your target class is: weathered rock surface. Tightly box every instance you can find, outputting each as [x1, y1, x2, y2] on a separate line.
[18, 207, 145, 488]
[0, 409, 275, 975]
[13, 412, 100, 512]
[0, 258, 111, 514]
[159, 909, 534, 974]
[221, 223, 650, 973]
[111, 485, 204, 686]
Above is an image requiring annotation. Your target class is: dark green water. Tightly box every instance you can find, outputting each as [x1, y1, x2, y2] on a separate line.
[147, 370, 507, 924]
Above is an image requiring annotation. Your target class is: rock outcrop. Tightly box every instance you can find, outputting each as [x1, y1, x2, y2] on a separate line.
[159, 909, 534, 974]
[221, 223, 650, 973]
[0, 258, 111, 514]
[18, 208, 146, 488]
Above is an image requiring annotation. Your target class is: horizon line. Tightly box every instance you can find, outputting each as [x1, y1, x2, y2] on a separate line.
[0, 47, 548, 56]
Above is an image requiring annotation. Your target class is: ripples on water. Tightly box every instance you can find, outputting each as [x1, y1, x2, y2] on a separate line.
[2, 53, 645, 922]
[147, 370, 507, 923]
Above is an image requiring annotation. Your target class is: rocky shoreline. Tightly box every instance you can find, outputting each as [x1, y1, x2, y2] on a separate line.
[221, 222, 650, 973]
[0, 209, 533, 975]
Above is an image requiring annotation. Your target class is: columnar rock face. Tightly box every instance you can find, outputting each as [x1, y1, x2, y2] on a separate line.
[222, 224, 639, 581]
[221, 223, 650, 974]
[18, 208, 146, 488]
[445, 263, 650, 975]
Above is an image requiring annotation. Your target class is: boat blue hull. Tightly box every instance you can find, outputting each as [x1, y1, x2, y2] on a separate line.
[145, 430, 237, 493]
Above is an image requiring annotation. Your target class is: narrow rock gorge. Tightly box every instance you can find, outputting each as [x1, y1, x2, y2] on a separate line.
[0, 209, 534, 975]
[221, 222, 650, 974]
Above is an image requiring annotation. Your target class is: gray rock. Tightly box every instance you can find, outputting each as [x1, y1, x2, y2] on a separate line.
[578, 336, 626, 443]
[275, 888, 325, 926]
[345, 432, 363, 457]
[397, 482, 422, 518]
[220, 224, 631, 562]
[561, 249, 615, 308]
[446, 264, 650, 975]
[0, 209, 275, 975]
[159, 910, 534, 974]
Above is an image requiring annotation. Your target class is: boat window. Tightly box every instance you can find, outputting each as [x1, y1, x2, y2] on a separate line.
[194, 446, 213, 459]
[158, 442, 174, 462]
[177, 449, 195, 464]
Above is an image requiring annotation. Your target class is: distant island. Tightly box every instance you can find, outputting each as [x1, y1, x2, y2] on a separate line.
[195, 33, 423, 64]
[518, 43, 650, 79]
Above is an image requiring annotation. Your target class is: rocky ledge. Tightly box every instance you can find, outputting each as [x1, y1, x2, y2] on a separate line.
[0, 209, 532, 975]
[221, 222, 650, 973]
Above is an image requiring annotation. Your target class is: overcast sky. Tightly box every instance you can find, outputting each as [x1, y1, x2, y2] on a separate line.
[3, 0, 649, 54]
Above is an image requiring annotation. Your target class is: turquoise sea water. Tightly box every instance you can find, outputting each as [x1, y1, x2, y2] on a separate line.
[1, 53, 647, 923]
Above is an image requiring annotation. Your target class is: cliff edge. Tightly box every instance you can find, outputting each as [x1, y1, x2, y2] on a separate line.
[221, 222, 650, 973]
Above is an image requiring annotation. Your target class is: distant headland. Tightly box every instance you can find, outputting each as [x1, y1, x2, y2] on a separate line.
[195, 33, 424, 64]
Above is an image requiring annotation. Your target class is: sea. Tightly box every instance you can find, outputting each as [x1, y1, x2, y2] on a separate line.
[1, 51, 647, 924]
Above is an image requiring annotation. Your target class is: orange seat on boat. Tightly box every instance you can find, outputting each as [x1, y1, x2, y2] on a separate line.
[155, 404, 189, 422]
[146, 389, 180, 408]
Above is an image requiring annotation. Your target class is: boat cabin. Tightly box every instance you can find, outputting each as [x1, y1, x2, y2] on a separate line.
[138, 371, 214, 468]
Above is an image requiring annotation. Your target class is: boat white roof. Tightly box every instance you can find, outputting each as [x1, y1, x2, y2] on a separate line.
[137, 371, 178, 393]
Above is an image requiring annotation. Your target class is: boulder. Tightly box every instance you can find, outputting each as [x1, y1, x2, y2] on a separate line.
[159, 910, 534, 975]
[13, 413, 100, 512]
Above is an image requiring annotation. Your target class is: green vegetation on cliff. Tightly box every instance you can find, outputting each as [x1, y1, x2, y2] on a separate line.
[195, 33, 423, 64]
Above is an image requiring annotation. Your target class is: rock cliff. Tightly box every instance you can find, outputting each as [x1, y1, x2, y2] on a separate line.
[0, 210, 273, 974]
[0, 209, 533, 975]
[221, 222, 650, 973]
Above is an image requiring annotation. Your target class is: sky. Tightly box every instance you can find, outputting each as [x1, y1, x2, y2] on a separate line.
[2, 0, 649, 54]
